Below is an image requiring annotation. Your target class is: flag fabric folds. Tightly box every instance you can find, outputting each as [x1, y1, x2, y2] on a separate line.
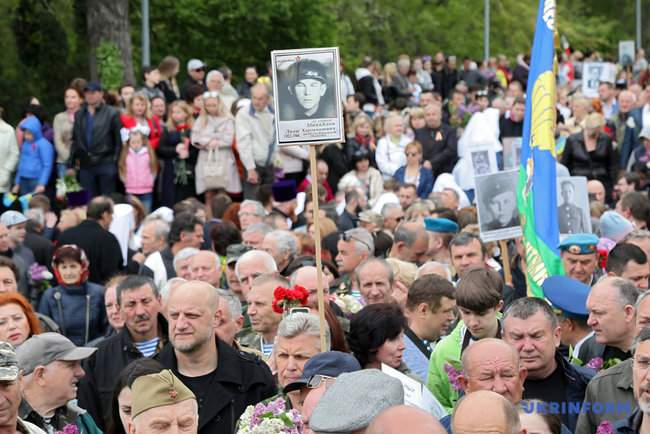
[516, 0, 564, 297]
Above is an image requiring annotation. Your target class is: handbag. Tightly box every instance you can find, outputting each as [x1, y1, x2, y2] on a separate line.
[202, 148, 227, 190]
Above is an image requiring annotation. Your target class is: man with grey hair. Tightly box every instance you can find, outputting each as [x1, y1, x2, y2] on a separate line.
[503, 297, 593, 431]
[333, 228, 374, 297]
[452, 390, 523, 434]
[172, 247, 199, 280]
[355, 257, 395, 305]
[262, 230, 296, 276]
[242, 222, 273, 249]
[133, 217, 170, 267]
[581, 276, 638, 365]
[79, 275, 165, 429]
[189, 250, 221, 287]
[575, 289, 650, 434]
[215, 288, 244, 347]
[274, 313, 329, 397]
[389, 221, 429, 265]
[236, 83, 276, 199]
[381, 202, 404, 234]
[626, 229, 650, 263]
[238, 200, 266, 230]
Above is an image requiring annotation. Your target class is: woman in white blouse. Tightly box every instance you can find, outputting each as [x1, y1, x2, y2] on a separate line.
[375, 113, 411, 179]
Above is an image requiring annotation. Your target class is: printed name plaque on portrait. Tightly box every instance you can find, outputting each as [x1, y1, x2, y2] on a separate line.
[475, 169, 522, 242]
[271, 47, 344, 146]
[556, 176, 591, 237]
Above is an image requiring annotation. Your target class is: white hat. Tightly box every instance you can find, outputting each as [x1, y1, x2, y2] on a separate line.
[187, 59, 205, 72]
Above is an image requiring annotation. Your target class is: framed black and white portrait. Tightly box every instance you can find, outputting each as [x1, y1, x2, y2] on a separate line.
[271, 47, 344, 145]
[475, 169, 522, 242]
[556, 176, 591, 236]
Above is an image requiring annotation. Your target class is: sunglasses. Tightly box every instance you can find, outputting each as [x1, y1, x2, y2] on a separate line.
[194, 68, 205, 72]
[339, 232, 373, 252]
[307, 374, 335, 389]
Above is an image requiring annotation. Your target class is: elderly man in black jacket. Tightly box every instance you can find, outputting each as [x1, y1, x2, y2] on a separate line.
[69, 81, 122, 196]
[78, 275, 167, 430]
[158, 280, 276, 434]
[414, 104, 458, 178]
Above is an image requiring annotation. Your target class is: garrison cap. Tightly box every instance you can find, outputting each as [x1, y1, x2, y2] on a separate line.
[0, 342, 19, 381]
[131, 369, 196, 419]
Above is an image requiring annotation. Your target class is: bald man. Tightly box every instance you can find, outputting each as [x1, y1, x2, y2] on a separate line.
[366, 405, 446, 434]
[587, 179, 606, 205]
[452, 390, 524, 434]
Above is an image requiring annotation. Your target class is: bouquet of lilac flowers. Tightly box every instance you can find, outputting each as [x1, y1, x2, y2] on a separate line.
[595, 420, 614, 434]
[28, 263, 53, 293]
[444, 362, 463, 391]
[55, 424, 79, 434]
[236, 398, 303, 434]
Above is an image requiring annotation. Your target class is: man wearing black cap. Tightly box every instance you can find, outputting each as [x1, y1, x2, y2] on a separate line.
[286, 59, 334, 120]
[271, 180, 299, 229]
[70, 80, 122, 196]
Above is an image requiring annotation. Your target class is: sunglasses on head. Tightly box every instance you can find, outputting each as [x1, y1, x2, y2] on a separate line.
[339, 232, 373, 252]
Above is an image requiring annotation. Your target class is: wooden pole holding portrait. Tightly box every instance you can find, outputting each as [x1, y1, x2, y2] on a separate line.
[271, 47, 345, 352]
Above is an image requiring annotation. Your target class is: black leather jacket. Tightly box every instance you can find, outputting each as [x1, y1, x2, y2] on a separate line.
[70, 103, 122, 167]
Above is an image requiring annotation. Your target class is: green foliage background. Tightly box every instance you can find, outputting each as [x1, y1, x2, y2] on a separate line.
[0, 0, 647, 124]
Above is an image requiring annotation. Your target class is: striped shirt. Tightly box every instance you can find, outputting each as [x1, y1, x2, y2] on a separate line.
[134, 337, 159, 357]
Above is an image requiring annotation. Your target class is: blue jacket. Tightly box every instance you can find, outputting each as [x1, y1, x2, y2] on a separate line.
[38, 281, 107, 345]
[16, 116, 54, 186]
[393, 165, 434, 198]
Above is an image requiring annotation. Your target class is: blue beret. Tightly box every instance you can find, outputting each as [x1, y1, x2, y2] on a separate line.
[424, 217, 459, 234]
[557, 233, 599, 255]
[542, 275, 590, 318]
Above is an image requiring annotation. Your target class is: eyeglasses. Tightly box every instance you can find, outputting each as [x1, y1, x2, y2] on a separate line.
[202, 91, 220, 99]
[339, 232, 373, 252]
[307, 374, 335, 389]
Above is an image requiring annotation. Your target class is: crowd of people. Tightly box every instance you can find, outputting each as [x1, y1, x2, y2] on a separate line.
[1, 47, 650, 434]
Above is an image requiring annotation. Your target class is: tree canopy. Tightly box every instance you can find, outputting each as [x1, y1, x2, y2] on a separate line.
[0, 0, 645, 123]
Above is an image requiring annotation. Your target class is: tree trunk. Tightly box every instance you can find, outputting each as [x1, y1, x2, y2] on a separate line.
[87, 0, 135, 85]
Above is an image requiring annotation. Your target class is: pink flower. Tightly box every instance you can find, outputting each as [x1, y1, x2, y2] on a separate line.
[586, 357, 604, 371]
[54, 424, 79, 434]
[444, 363, 462, 391]
[596, 420, 614, 434]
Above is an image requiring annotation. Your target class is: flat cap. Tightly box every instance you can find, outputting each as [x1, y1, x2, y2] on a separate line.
[310, 369, 404, 433]
[424, 217, 459, 234]
[131, 369, 196, 419]
[226, 243, 252, 265]
[17, 333, 96, 375]
[558, 233, 599, 255]
[542, 275, 590, 318]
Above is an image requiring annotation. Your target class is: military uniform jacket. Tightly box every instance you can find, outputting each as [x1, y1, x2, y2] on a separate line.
[157, 337, 276, 434]
[558, 202, 586, 234]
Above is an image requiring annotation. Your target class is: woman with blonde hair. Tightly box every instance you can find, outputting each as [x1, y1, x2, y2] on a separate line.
[191, 92, 240, 213]
[157, 100, 198, 206]
[346, 114, 376, 169]
[376, 114, 411, 179]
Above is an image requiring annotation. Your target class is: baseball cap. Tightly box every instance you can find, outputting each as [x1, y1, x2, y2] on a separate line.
[0, 211, 27, 227]
[187, 59, 205, 71]
[17, 333, 96, 375]
[84, 80, 103, 92]
[282, 351, 361, 394]
[0, 342, 19, 381]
